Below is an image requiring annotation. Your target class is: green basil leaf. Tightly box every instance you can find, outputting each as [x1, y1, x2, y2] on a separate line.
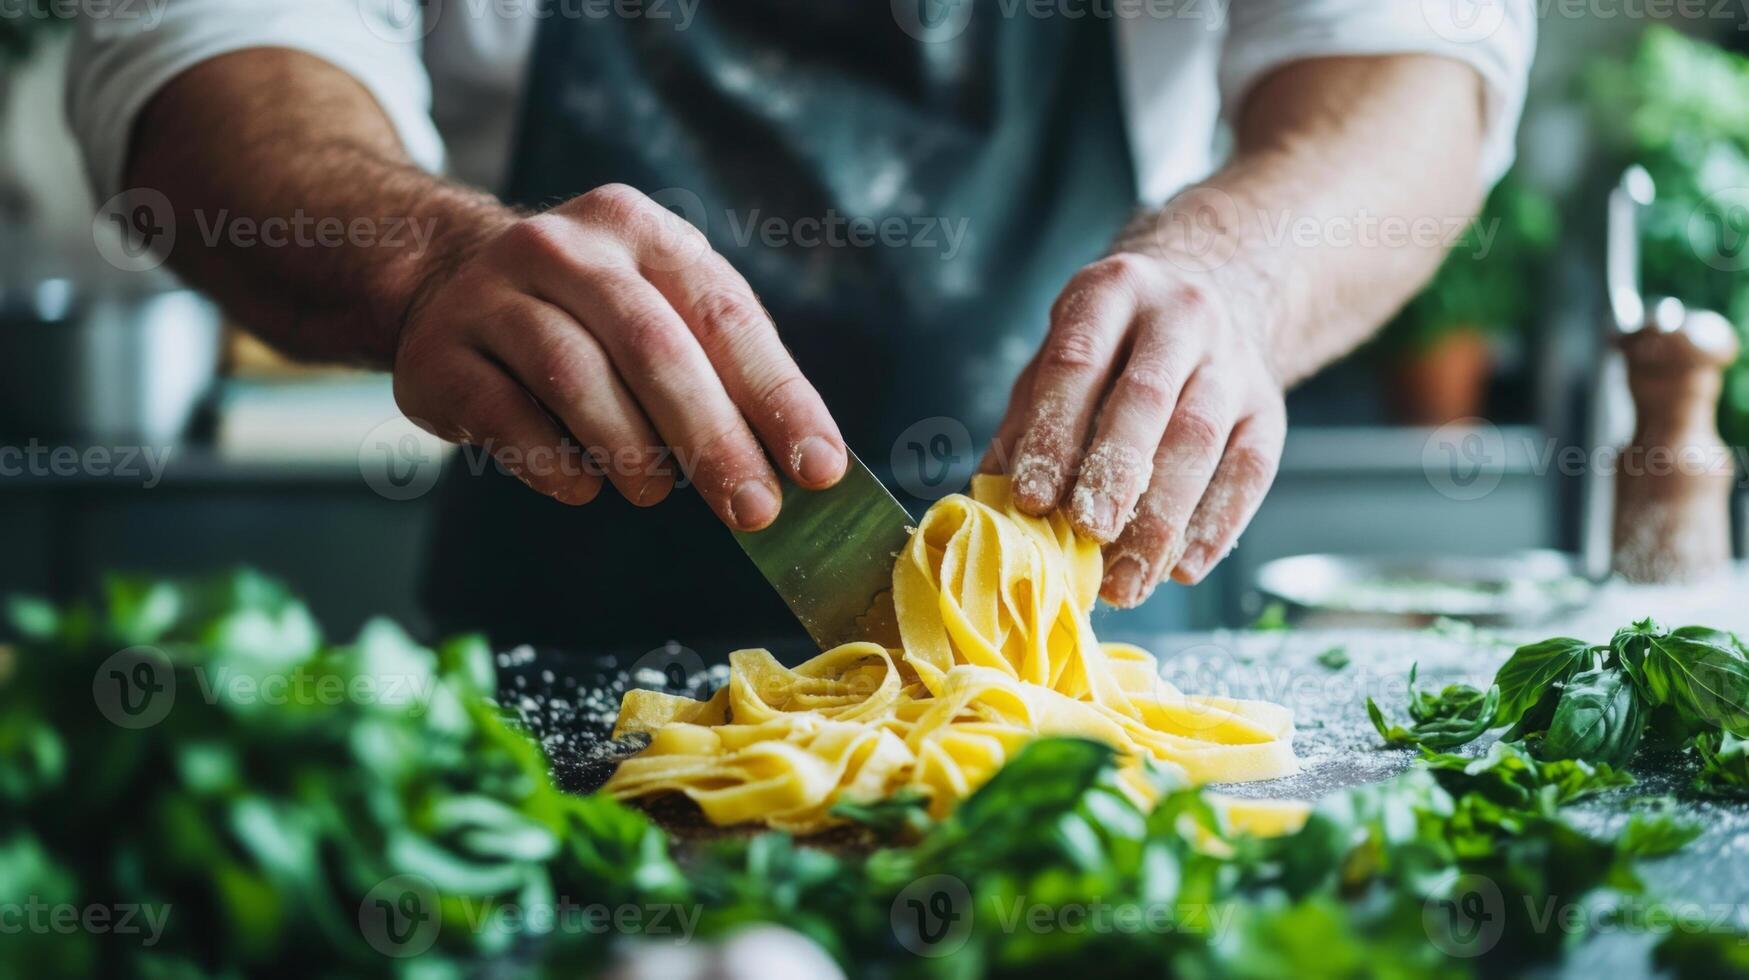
[829, 790, 935, 840]
[1642, 628, 1749, 735]
[102, 577, 182, 647]
[1693, 730, 1749, 797]
[1639, 702, 1706, 754]
[1503, 684, 1562, 742]
[1368, 665, 1498, 750]
[1492, 637, 1593, 728]
[1618, 813, 1703, 857]
[1670, 625, 1741, 650]
[3, 596, 59, 642]
[1540, 667, 1645, 768]
[1655, 928, 1749, 976]
[1610, 617, 1666, 681]
[1366, 697, 1416, 746]
[1421, 740, 1633, 811]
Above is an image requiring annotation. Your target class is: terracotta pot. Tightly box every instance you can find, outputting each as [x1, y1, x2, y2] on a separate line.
[1385, 327, 1493, 426]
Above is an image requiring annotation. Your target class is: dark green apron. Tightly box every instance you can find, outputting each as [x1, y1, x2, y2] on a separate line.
[423, 0, 1137, 655]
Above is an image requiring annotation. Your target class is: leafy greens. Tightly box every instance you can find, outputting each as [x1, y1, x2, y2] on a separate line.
[1370, 617, 1749, 802]
[0, 573, 1729, 979]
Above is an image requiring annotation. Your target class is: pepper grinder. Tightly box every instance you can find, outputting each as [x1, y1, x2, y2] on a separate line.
[1596, 167, 1742, 582]
[1611, 298, 1741, 583]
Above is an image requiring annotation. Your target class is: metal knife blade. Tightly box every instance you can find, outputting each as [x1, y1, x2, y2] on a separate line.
[731, 450, 914, 651]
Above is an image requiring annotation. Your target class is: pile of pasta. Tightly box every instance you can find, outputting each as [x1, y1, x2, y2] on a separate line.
[604, 475, 1304, 835]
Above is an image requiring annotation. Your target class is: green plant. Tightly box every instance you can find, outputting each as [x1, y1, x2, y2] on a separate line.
[1367, 665, 1500, 749]
[1492, 636, 1593, 730]
[1692, 729, 1749, 796]
[1540, 664, 1644, 767]
[1418, 740, 1634, 812]
[1369, 617, 1749, 803]
[0, 570, 685, 977]
[1584, 26, 1749, 448]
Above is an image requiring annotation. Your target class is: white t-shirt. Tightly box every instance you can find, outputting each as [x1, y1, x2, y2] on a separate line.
[67, 0, 1535, 207]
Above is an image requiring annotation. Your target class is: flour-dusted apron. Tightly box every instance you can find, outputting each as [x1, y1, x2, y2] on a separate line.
[423, 1, 1137, 654]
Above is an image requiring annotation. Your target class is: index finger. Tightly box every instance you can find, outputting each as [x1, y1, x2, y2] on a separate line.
[1008, 256, 1143, 516]
[641, 250, 847, 490]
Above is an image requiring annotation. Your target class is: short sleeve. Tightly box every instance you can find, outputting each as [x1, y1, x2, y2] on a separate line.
[66, 0, 447, 203]
[1220, 0, 1536, 185]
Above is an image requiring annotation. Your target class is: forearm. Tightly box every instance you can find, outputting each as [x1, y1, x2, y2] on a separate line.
[125, 48, 515, 368]
[1120, 55, 1489, 387]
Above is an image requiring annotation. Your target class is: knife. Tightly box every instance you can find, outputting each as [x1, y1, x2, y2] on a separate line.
[731, 450, 915, 651]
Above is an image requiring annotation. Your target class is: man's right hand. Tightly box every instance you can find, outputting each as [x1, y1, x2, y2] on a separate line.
[117, 51, 841, 530]
[392, 184, 848, 530]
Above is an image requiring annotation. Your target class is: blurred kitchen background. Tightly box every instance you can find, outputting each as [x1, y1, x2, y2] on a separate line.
[2, 7, 1747, 643]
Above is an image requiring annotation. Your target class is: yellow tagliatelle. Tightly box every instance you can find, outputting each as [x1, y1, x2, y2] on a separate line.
[603, 475, 1303, 834]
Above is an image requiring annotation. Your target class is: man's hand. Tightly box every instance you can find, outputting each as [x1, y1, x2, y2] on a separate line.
[393, 184, 848, 528]
[985, 251, 1284, 606]
[984, 54, 1489, 606]
[124, 51, 845, 532]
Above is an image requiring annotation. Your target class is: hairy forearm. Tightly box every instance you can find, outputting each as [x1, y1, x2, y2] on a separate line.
[126, 48, 515, 368]
[1119, 55, 1489, 387]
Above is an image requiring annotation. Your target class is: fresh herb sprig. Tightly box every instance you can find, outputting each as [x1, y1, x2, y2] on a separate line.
[0, 571, 688, 977]
[1371, 618, 1749, 794]
[1693, 730, 1749, 797]
[1418, 740, 1634, 812]
[1366, 665, 1500, 749]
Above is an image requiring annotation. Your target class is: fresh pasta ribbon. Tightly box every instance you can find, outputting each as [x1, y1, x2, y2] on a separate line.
[603, 475, 1303, 834]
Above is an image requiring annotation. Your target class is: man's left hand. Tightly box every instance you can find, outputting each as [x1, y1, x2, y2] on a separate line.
[983, 248, 1285, 607]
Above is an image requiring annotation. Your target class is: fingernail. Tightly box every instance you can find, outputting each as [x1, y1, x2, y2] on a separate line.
[795, 436, 845, 487]
[1012, 454, 1062, 509]
[631, 476, 668, 507]
[730, 481, 779, 530]
[1072, 490, 1120, 540]
[1104, 557, 1147, 606]
[1175, 545, 1213, 583]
